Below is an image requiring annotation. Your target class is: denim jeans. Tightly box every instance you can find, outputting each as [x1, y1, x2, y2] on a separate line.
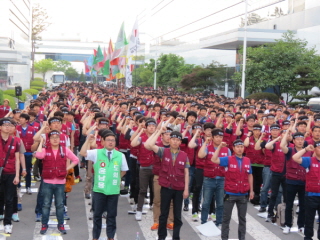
[201, 177, 225, 225]
[25, 154, 33, 188]
[41, 182, 65, 225]
[35, 179, 43, 214]
[260, 167, 282, 208]
[184, 166, 195, 206]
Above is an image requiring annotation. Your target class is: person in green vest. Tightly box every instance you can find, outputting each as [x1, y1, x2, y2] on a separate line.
[80, 131, 128, 240]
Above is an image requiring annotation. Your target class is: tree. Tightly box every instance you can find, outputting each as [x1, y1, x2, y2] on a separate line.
[79, 71, 86, 82]
[65, 67, 79, 80]
[232, 31, 318, 100]
[53, 60, 71, 73]
[34, 59, 55, 81]
[31, 4, 51, 81]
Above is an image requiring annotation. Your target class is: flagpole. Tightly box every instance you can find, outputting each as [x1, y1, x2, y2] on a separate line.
[134, 42, 137, 97]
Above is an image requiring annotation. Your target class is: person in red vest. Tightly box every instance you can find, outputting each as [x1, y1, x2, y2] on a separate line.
[147, 130, 189, 240]
[131, 119, 157, 221]
[35, 130, 78, 235]
[0, 118, 21, 234]
[293, 141, 320, 240]
[28, 111, 41, 132]
[16, 113, 35, 195]
[280, 131, 311, 234]
[211, 139, 253, 240]
[0, 99, 11, 118]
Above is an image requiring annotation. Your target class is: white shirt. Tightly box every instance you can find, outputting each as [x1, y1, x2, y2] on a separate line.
[85, 149, 129, 171]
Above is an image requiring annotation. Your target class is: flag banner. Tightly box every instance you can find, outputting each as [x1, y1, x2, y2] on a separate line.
[87, 55, 94, 68]
[125, 56, 133, 88]
[112, 22, 128, 60]
[128, 19, 140, 55]
[93, 46, 104, 65]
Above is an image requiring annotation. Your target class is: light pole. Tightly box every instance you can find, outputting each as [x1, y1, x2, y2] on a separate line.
[241, 0, 248, 98]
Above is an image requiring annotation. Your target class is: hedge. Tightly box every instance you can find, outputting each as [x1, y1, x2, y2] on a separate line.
[246, 92, 279, 103]
[23, 89, 39, 95]
[31, 86, 43, 91]
[3, 90, 27, 102]
[3, 95, 17, 109]
[288, 101, 307, 106]
[30, 80, 47, 87]
[0, 90, 4, 106]
[32, 77, 43, 81]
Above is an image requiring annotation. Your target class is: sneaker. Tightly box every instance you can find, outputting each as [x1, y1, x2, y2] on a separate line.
[12, 213, 20, 222]
[102, 211, 107, 219]
[296, 206, 299, 214]
[35, 213, 42, 222]
[129, 198, 135, 205]
[34, 176, 41, 181]
[208, 213, 216, 222]
[88, 211, 93, 220]
[40, 224, 48, 235]
[166, 223, 174, 230]
[283, 225, 290, 234]
[259, 207, 266, 212]
[75, 176, 82, 182]
[135, 211, 142, 221]
[151, 223, 159, 231]
[4, 224, 12, 234]
[183, 204, 189, 211]
[299, 227, 304, 233]
[26, 187, 32, 195]
[0, 214, 4, 220]
[198, 204, 202, 211]
[149, 205, 153, 210]
[58, 224, 67, 234]
[64, 212, 70, 220]
[132, 204, 137, 212]
[120, 186, 129, 195]
[265, 214, 273, 222]
[85, 193, 91, 199]
[192, 213, 199, 222]
[17, 203, 22, 211]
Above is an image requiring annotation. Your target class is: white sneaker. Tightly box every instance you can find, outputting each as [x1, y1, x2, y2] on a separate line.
[27, 187, 32, 195]
[135, 211, 142, 221]
[283, 225, 290, 234]
[299, 227, 304, 233]
[88, 211, 93, 220]
[129, 198, 134, 205]
[192, 213, 199, 222]
[132, 204, 137, 212]
[4, 225, 12, 234]
[296, 206, 299, 214]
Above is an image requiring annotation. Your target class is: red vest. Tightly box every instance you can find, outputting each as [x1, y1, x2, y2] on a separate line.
[262, 137, 273, 166]
[245, 136, 264, 164]
[0, 105, 10, 118]
[37, 113, 45, 123]
[240, 127, 250, 141]
[286, 148, 312, 182]
[74, 123, 80, 146]
[223, 123, 231, 148]
[270, 141, 286, 173]
[28, 121, 40, 132]
[153, 139, 164, 175]
[195, 138, 205, 169]
[224, 156, 251, 194]
[96, 135, 103, 149]
[118, 133, 129, 151]
[138, 133, 154, 167]
[16, 125, 34, 152]
[42, 146, 67, 180]
[158, 148, 187, 191]
[263, 125, 271, 138]
[179, 130, 195, 166]
[61, 124, 68, 136]
[65, 122, 72, 137]
[203, 145, 228, 178]
[0, 136, 19, 174]
[306, 157, 320, 193]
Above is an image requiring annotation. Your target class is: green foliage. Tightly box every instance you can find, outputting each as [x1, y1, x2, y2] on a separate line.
[65, 67, 79, 80]
[79, 71, 86, 82]
[34, 59, 55, 80]
[246, 92, 279, 103]
[23, 89, 39, 95]
[53, 60, 71, 73]
[0, 90, 3, 106]
[3, 90, 27, 102]
[232, 31, 319, 100]
[288, 101, 307, 106]
[31, 80, 46, 87]
[33, 77, 43, 81]
[3, 95, 16, 109]
[31, 86, 43, 91]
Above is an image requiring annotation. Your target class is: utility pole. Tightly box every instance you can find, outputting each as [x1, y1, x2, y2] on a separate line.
[241, 0, 248, 98]
[154, 59, 157, 90]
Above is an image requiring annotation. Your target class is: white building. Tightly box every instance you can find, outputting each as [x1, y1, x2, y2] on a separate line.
[0, 0, 32, 90]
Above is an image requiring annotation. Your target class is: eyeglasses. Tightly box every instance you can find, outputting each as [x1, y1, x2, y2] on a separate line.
[2, 124, 14, 127]
[105, 139, 116, 142]
[50, 136, 60, 140]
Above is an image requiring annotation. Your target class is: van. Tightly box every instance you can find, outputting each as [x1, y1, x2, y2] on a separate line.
[307, 97, 320, 113]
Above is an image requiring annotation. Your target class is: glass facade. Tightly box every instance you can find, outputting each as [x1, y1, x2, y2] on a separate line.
[45, 53, 91, 62]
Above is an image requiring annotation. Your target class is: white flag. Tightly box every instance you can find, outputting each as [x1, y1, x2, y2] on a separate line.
[125, 56, 133, 88]
[127, 19, 140, 55]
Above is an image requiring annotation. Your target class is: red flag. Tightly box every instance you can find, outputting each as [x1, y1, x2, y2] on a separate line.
[93, 49, 97, 56]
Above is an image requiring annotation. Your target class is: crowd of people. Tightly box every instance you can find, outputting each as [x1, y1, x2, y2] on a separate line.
[0, 82, 320, 240]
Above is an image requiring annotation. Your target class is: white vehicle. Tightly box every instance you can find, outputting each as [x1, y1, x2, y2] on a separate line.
[47, 72, 65, 89]
[308, 97, 320, 113]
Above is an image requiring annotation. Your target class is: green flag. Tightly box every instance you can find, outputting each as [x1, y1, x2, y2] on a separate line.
[102, 60, 110, 76]
[112, 22, 129, 60]
[93, 45, 104, 65]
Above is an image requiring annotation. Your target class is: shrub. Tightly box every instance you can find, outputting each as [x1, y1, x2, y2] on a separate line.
[23, 89, 39, 95]
[3, 95, 17, 109]
[0, 90, 4, 106]
[246, 92, 279, 103]
[32, 77, 43, 81]
[30, 80, 47, 87]
[31, 86, 43, 91]
[3, 90, 27, 102]
[288, 101, 307, 106]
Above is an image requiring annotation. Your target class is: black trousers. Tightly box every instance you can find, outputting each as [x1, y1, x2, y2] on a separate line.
[192, 168, 203, 214]
[129, 157, 137, 199]
[252, 166, 263, 198]
[0, 174, 16, 225]
[92, 192, 119, 239]
[285, 183, 305, 228]
[268, 173, 286, 216]
[158, 187, 183, 240]
[304, 196, 320, 240]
